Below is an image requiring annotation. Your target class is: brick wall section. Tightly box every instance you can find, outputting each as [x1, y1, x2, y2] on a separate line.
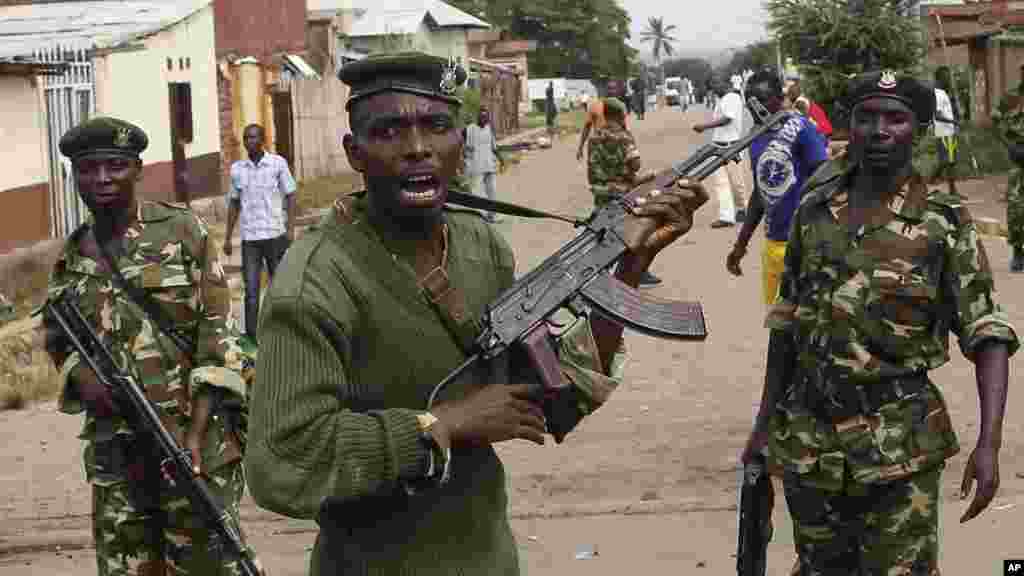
[213, 0, 307, 62]
[217, 69, 236, 196]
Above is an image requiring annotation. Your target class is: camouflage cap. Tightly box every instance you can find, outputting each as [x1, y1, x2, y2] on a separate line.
[59, 116, 148, 162]
[338, 51, 467, 110]
[843, 69, 936, 127]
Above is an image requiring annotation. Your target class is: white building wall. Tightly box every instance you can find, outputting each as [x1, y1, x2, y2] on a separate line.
[93, 3, 219, 165]
[0, 75, 49, 191]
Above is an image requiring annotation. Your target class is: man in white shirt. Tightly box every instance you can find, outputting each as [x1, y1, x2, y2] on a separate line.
[694, 76, 748, 227]
[224, 123, 297, 342]
[463, 106, 505, 222]
[932, 67, 960, 195]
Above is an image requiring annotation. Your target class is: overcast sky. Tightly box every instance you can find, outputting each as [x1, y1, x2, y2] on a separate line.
[621, 0, 770, 62]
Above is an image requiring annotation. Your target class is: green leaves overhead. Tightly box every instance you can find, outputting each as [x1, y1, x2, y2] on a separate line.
[446, 0, 639, 78]
[765, 0, 926, 127]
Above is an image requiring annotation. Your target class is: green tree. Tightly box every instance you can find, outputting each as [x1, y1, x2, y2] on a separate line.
[447, 0, 638, 80]
[662, 57, 713, 86]
[720, 41, 778, 79]
[766, 0, 925, 129]
[639, 16, 677, 84]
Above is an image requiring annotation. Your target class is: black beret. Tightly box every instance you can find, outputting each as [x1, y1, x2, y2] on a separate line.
[843, 70, 936, 127]
[59, 116, 148, 161]
[338, 51, 467, 110]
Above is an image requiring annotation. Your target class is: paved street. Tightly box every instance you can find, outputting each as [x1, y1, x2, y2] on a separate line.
[2, 103, 1023, 575]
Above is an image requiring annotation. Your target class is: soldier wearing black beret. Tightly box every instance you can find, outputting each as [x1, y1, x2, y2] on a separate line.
[741, 69, 1017, 575]
[43, 117, 260, 574]
[245, 51, 708, 575]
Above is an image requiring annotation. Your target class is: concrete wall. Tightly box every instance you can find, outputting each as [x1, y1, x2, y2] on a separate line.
[0, 75, 52, 254]
[0, 75, 48, 193]
[93, 3, 222, 200]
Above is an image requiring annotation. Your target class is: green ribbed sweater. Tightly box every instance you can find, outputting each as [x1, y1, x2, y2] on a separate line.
[245, 197, 521, 575]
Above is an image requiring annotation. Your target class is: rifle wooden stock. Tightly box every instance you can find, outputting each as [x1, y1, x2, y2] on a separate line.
[43, 294, 264, 576]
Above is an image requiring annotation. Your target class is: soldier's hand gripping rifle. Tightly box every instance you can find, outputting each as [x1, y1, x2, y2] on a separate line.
[430, 111, 789, 442]
[43, 293, 264, 576]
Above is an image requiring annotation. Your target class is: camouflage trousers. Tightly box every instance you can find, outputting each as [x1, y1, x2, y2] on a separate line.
[92, 462, 248, 576]
[1008, 168, 1024, 249]
[783, 463, 943, 576]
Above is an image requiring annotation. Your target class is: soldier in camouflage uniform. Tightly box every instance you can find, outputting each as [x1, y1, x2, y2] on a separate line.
[740, 71, 1018, 575]
[992, 75, 1024, 272]
[587, 97, 640, 210]
[40, 117, 258, 576]
[585, 97, 661, 286]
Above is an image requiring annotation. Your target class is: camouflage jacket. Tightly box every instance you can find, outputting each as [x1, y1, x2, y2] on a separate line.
[765, 155, 1019, 488]
[45, 201, 254, 482]
[993, 86, 1024, 190]
[587, 122, 641, 196]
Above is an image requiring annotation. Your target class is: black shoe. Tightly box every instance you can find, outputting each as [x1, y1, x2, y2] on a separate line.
[1012, 248, 1024, 273]
[736, 209, 746, 223]
[711, 219, 735, 229]
[638, 271, 662, 287]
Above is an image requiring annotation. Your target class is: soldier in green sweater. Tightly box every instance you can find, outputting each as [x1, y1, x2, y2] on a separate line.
[244, 52, 708, 575]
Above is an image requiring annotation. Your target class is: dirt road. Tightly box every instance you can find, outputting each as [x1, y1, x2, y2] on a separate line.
[3, 104, 1023, 575]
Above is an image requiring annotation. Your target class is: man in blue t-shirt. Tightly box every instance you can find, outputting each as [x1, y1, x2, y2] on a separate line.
[725, 69, 828, 307]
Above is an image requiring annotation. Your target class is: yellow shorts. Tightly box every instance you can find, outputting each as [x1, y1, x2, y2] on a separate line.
[762, 240, 787, 306]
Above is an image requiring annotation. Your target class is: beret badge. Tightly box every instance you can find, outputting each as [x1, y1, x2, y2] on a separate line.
[113, 127, 132, 148]
[878, 70, 897, 90]
[439, 56, 458, 96]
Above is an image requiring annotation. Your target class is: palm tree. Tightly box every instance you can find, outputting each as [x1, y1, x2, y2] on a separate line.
[639, 16, 677, 86]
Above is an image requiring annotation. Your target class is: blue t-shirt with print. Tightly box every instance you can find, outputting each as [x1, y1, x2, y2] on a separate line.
[750, 112, 828, 241]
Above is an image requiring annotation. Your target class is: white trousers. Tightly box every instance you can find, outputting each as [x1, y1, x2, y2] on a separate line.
[706, 152, 748, 222]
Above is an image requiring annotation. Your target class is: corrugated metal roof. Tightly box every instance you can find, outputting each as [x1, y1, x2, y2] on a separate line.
[0, 0, 210, 60]
[345, 0, 488, 37]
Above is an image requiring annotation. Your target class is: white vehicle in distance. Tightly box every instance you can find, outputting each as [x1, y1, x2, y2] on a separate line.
[664, 76, 682, 106]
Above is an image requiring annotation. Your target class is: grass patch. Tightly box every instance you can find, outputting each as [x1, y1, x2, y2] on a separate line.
[294, 172, 364, 215]
[522, 109, 588, 133]
[0, 241, 62, 325]
[0, 330, 60, 410]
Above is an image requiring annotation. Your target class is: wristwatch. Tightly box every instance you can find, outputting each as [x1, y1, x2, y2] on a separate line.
[415, 412, 451, 485]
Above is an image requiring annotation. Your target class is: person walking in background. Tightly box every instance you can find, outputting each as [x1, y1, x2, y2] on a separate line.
[787, 79, 833, 142]
[694, 76, 748, 227]
[576, 79, 628, 162]
[994, 73, 1024, 272]
[224, 123, 296, 343]
[545, 81, 557, 134]
[463, 105, 505, 223]
[725, 69, 827, 307]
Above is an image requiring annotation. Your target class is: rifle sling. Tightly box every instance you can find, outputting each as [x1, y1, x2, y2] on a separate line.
[97, 239, 196, 361]
[445, 191, 585, 225]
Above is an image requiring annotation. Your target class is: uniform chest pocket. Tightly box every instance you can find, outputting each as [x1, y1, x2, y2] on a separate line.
[870, 268, 938, 326]
[138, 261, 198, 323]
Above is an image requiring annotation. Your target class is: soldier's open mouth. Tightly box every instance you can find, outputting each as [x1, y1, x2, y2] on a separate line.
[400, 175, 440, 202]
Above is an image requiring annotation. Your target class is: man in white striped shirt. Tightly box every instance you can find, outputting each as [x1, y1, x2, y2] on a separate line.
[224, 123, 297, 342]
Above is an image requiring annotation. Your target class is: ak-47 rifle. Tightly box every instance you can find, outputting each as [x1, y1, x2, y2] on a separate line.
[430, 110, 789, 442]
[43, 293, 264, 576]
